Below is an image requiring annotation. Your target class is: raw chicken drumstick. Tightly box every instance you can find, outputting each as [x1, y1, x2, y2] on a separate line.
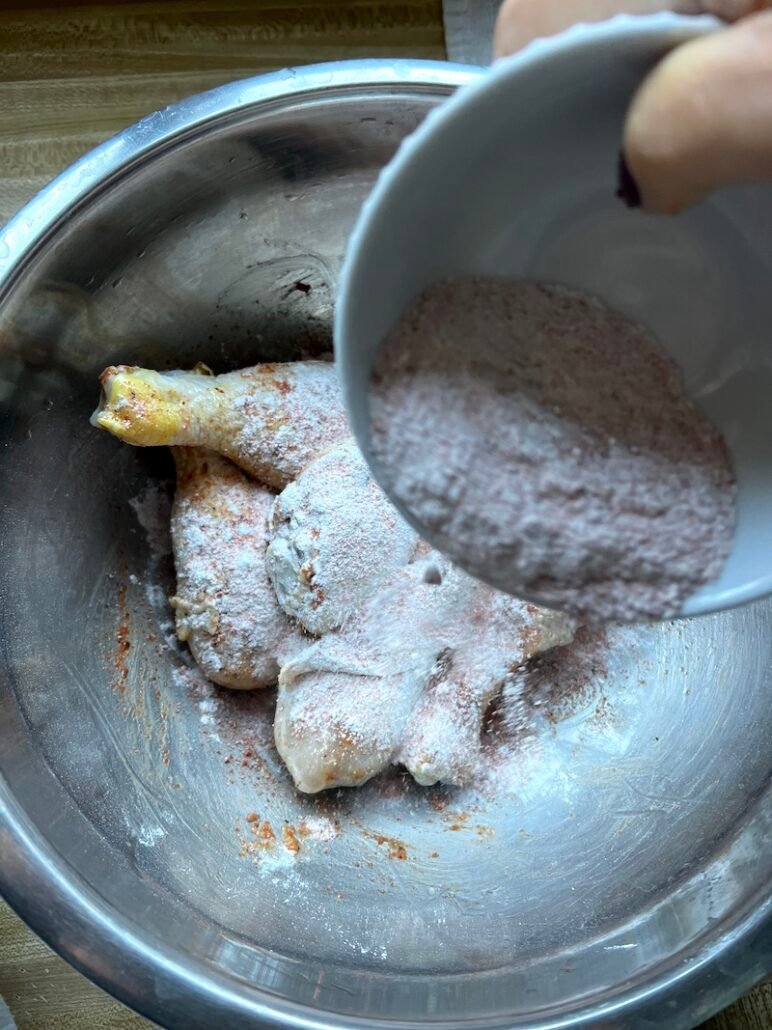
[275, 554, 461, 792]
[92, 361, 348, 489]
[275, 649, 429, 793]
[275, 551, 575, 791]
[170, 448, 303, 688]
[397, 584, 575, 786]
[266, 439, 418, 634]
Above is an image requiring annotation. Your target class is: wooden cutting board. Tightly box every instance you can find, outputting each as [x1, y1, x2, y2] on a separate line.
[0, 2, 768, 1028]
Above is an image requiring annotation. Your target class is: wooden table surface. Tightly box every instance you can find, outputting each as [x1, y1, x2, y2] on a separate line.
[0, 2, 770, 1028]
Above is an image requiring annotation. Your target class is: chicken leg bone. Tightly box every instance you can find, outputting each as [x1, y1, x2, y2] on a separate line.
[93, 360, 348, 489]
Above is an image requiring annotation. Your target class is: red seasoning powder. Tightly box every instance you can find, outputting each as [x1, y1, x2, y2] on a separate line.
[369, 279, 736, 622]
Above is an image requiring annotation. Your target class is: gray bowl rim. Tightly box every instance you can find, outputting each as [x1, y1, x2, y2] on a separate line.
[0, 58, 770, 1030]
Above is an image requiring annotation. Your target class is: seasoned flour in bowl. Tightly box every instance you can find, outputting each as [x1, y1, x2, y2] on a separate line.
[370, 279, 736, 622]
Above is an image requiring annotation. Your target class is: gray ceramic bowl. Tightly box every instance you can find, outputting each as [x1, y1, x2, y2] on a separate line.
[0, 61, 771, 1030]
[337, 16, 772, 620]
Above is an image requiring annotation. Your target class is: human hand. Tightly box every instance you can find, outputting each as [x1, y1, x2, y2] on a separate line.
[493, 1, 772, 213]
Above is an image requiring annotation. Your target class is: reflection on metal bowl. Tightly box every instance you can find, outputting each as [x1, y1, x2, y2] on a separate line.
[0, 60, 770, 1030]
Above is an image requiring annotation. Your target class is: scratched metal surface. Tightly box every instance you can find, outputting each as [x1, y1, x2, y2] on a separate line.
[0, 66, 771, 1029]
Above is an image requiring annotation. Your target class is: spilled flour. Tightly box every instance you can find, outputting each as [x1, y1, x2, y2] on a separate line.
[370, 279, 736, 622]
[129, 481, 178, 651]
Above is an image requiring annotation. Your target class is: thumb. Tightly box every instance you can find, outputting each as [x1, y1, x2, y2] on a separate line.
[623, 11, 772, 213]
[493, 0, 770, 59]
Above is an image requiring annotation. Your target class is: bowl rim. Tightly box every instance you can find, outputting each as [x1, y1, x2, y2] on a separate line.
[1, 55, 771, 1030]
[0, 59, 475, 304]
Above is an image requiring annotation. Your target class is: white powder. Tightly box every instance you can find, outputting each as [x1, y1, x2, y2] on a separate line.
[136, 824, 166, 848]
[129, 481, 172, 559]
[129, 481, 179, 652]
[299, 814, 339, 842]
[370, 279, 736, 622]
[171, 662, 218, 700]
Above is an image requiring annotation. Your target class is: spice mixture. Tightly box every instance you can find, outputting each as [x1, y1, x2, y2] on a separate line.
[370, 279, 736, 622]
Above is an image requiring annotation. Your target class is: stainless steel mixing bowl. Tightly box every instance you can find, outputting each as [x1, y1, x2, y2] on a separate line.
[0, 61, 771, 1030]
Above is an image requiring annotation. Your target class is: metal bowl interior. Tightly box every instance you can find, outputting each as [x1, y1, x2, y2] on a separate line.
[0, 62, 771, 1030]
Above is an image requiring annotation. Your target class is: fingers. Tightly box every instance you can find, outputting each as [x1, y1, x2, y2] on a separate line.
[702, 0, 772, 15]
[624, 11, 772, 212]
[493, 0, 768, 58]
[494, 0, 695, 58]
[492, 0, 772, 213]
